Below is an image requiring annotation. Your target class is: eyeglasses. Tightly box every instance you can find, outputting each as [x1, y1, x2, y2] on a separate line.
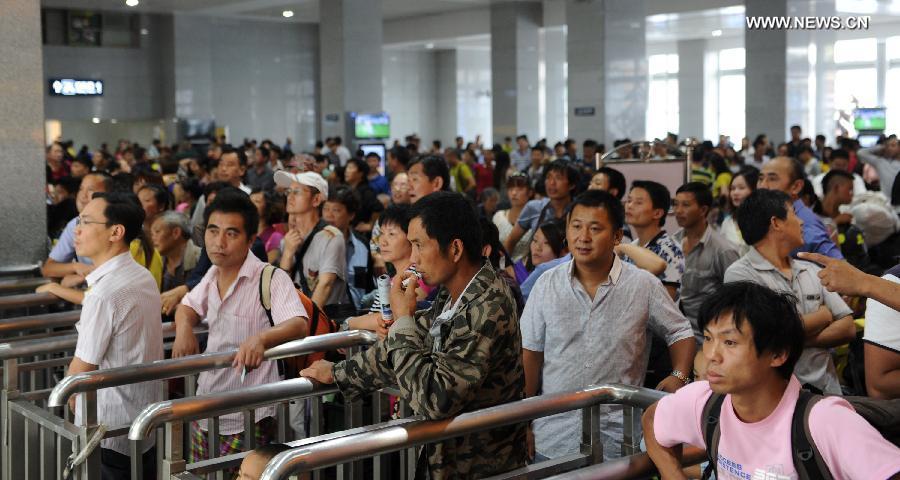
[285, 188, 306, 196]
[75, 217, 110, 227]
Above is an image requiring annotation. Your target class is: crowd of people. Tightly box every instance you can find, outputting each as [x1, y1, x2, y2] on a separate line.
[38, 127, 900, 479]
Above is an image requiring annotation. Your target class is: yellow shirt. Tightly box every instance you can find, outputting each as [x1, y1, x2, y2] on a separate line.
[129, 239, 163, 290]
[713, 172, 733, 198]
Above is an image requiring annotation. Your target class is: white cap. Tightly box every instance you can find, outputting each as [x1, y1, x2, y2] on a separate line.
[274, 170, 329, 198]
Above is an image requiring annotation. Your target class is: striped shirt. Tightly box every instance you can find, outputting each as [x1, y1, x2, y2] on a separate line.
[74, 252, 164, 455]
[182, 252, 307, 434]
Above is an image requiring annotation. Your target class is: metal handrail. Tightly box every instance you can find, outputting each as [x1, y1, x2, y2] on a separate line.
[0, 321, 203, 362]
[259, 383, 665, 480]
[0, 263, 41, 278]
[0, 277, 49, 294]
[543, 447, 707, 480]
[0, 310, 80, 335]
[0, 292, 62, 311]
[49, 329, 377, 407]
[128, 377, 338, 440]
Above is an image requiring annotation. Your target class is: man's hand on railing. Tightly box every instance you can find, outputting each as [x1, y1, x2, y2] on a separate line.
[300, 359, 335, 384]
[655, 375, 686, 394]
[234, 335, 266, 371]
[161, 285, 189, 315]
[171, 327, 200, 358]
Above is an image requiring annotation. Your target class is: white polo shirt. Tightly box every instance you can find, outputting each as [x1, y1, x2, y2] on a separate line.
[75, 252, 164, 455]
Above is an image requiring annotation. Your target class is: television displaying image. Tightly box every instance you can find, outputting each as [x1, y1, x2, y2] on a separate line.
[854, 107, 886, 131]
[353, 112, 390, 139]
[359, 143, 387, 175]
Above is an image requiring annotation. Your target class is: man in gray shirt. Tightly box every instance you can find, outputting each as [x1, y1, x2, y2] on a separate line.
[521, 190, 695, 462]
[858, 137, 900, 207]
[724, 189, 855, 394]
[672, 182, 740, 340]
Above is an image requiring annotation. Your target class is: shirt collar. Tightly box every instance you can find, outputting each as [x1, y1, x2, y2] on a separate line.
[85, 251, 132, 287]
[746, 246, 776, 271]
[566, 254, 622, 286]
[673, 225, 712, 245]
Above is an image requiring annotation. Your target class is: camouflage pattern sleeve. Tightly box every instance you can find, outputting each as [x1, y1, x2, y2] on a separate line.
[384, 311, 495, 420]
[332, 339, 395, 402]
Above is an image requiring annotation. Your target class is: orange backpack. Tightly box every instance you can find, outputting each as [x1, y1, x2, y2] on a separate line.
[259, 264, 338, 376]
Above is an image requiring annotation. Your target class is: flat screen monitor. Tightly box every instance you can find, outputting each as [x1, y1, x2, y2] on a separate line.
[858, 133, 881, 148]
[353, 112, 390, 139]
[359, 143, 387, 175]
[854, 108, 886, 131]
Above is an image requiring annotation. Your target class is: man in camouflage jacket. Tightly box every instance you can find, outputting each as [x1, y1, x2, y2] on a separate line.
[302, 191, 527, 479]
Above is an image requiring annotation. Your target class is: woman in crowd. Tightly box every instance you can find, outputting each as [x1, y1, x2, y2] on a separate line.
[493, 172, 533, 260]
[513, 220, 568, 284]
[250, 189, 287, 264]
[719, 166, 759, 254]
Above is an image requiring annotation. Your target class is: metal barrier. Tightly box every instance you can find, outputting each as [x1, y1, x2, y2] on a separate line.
[20, 330, 377, 480]
[0, 277, 50, 295]
[0, 292, 62, 312]
[1, 322, 208, 480]
[259, 383, 665, 480]
[542, 447, 707, 480]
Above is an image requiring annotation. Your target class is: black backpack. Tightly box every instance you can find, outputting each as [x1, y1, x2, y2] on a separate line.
[701, 390, 900, 480]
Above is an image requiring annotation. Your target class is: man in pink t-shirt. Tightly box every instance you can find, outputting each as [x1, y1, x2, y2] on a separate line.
[643, 282, 900, 480]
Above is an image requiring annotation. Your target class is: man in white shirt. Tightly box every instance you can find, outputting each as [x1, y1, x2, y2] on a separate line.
[811, 149, 868, 199]
[173, 189, 309, 464]
[333, 136, 352, 166]
[66, 192, 163, 479]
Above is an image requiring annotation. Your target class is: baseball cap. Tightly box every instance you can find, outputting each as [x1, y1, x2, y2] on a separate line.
[274, 170, 329, 198]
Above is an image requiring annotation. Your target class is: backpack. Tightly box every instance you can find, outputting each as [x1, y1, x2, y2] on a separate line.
[701, 390, 900, 480]
[259, 264, 339, 378]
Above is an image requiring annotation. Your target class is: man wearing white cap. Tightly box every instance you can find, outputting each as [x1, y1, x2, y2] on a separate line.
[276, 170, 349, 311]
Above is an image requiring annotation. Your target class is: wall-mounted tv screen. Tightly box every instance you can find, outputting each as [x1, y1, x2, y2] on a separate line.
[49, 78, 104, 96]
[353, 112, 390, 139]
[854, 107, 886, 131]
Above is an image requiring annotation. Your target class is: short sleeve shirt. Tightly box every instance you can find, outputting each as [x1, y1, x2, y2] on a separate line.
[625, 230, 684, 295]
[75, 252, 163, 455]
[182, 252, 307, 434]
[516, 198, 552, 232]
[298, 229, 349, 306]
[673, 226, 740, 335]
[654, 377, 900, 480]
[520, 256, 693, 459]
[862, 265, 900, 353]
[724, 248, 853, 394]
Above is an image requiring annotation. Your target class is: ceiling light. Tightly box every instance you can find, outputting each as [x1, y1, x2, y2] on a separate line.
[110, 119, 118, 124]
[140, 28, 149, 35]
[425, 43, 435, 49]
[125, 0, 139, 7]
[711, 29, 723, 37]
[91, 117, 100, 124]
[282, 10, 294, 18]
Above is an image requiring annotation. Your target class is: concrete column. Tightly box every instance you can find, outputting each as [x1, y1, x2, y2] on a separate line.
[567, 0, 646, 144]
[490, 1, 542, 144]
[746, 0, 788, 142]
[543, 26, 567, 143]
[677, 39, 706, 140]
[319, 0, 383, 139]
[0, 0, 47, 268]
[435, 50, 458, 147]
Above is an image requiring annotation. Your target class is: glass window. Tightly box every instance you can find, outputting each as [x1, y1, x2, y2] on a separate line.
[647, 78, 679, 140]
[718, 48, 745, 71]
[887, 68, 900, 134]
[718, 73, 745, 143]
[834, 68, 877, 111]
[834, 38, 877, 63]
[887, 36, 900, 61]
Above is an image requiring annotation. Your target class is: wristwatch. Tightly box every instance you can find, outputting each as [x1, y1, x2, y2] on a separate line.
[669, 369, 691, 385]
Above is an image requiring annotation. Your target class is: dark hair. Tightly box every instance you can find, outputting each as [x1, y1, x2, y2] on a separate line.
[261, 191, 286, 226]
[735, 189, 791, 245]
[409, 156, 451, 192]
[830, 148, 850, 162]
[177, 177, 204, 202]
[220, 145, 248, 167]
[697, 281, 805, 379]
[250, 443, 292, 463]
[594, 167, 626, 199]
[707, 152, 729, 176]
[479, 216, 512, 271]
[408, 191, 482, 263]
[630, 180, 671, 227]
[527, 220, 566, 271]
[203, 181, 232, 200]
[516, 134, 529, 142]
[92, 192, 145, 245]
[258, 146, 270, 160]
[204, 188, 259, 237]
[568, 189, 625, 231]
[85, 171, 115, 193]
[790, 125, 802, 132]
[346, 157, 370, 179]
[493, 150, 512, 191]
[676, 182, 714, 210]
[138, 184, 173, 211]
[327, 186, 359, 215]
[784, 156, 807, 184]
[821, 169, 854, 195]
[379, 203, 412, 233]
[111, 172, 135, 193]
[543, 159, 580, 194]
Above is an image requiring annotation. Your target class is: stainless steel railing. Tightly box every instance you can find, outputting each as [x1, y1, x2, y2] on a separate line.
[0, 277, 49, 295]
[0, 292, 62, 312]
[0, 310, 80, 336]
[48, 330, 377, 408]
[542, 447, 707, 480]
[260, 383, 665, 480]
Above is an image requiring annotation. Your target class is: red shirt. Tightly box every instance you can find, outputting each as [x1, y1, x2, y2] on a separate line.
[474, 164, 494, 195]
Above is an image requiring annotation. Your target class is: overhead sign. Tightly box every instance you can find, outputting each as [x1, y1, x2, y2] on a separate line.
[574, 106, 596, 117]
[49, 79, 104, 96]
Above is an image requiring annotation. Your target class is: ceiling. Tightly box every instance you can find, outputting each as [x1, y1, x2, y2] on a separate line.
[39, 0, 498, 23]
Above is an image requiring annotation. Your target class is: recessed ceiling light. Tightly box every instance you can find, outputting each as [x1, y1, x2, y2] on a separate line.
[125, 0, 139, 7]
[711, 29, 723, 37]
[140, 28, 148, 35]
[92, 117, 100, 124]
[282, 10, 294, 18]
[425, 43, 435, 49]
